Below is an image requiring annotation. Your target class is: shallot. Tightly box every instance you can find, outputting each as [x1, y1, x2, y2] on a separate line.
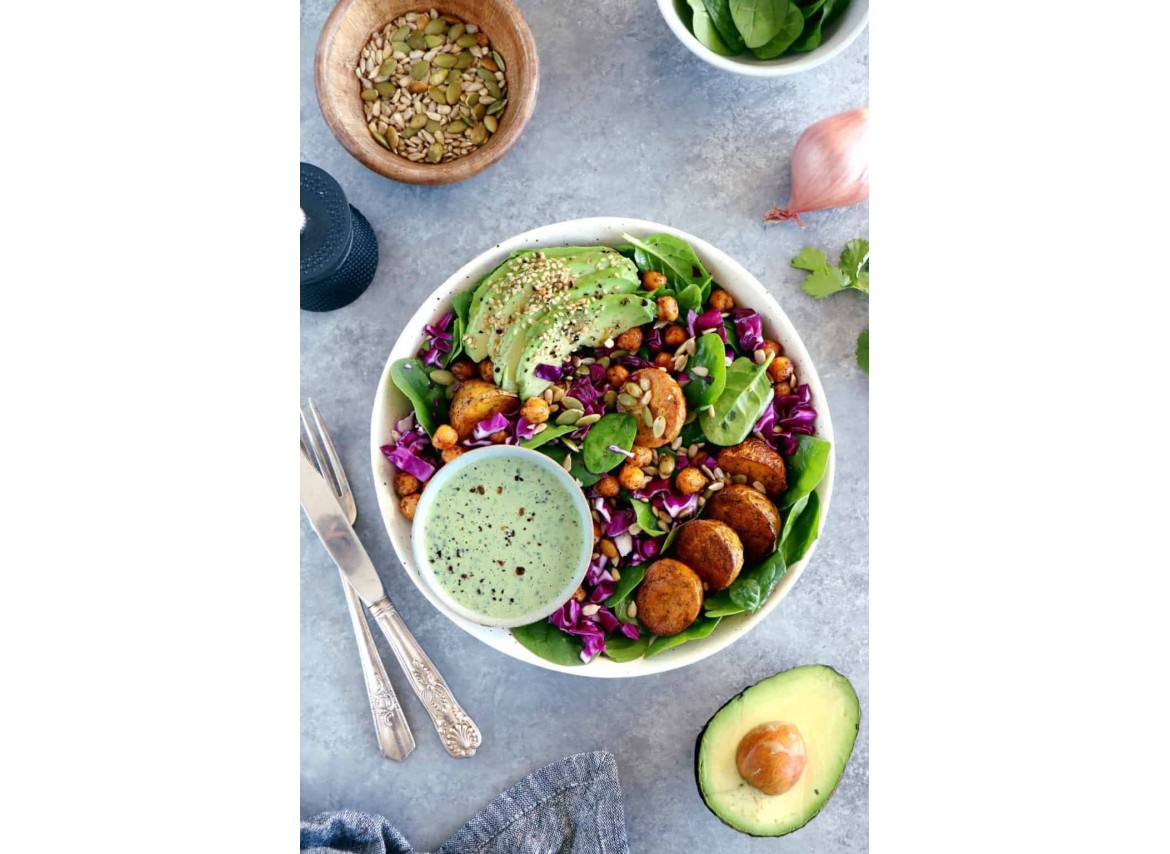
[765, 107, 869, 227]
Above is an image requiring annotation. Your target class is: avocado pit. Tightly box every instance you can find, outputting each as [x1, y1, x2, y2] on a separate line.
[735, 721, 806, 796]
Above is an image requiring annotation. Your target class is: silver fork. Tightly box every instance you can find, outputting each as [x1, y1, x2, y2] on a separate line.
[301, 399, 415, 762]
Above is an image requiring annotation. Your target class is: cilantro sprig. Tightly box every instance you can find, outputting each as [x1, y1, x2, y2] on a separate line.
[792, 239, 870, 373]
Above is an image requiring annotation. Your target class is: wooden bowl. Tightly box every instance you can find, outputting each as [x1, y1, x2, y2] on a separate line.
[315, 0, 539, 184]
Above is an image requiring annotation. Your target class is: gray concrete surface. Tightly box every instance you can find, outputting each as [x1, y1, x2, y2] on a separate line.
[301, 2, 868, 850]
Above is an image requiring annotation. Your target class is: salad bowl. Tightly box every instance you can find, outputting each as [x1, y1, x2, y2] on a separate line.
[371, 217, 834, 677]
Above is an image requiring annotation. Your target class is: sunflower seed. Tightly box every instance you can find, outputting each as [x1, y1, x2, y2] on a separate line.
[652, 416, 666, 438]
[751, 481, 766, 494]
[692, 366, 709, 377]
[627, 602, 637, 619]
[640, 391, 652, 406]
[562, 454, 573, 472]
[639, 377, 651, 391]
[581, 603, 601, 617]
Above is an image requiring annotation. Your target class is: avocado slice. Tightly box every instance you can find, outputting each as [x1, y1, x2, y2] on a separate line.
[493, 269, 641, 389]
[695, 665, 860, 837]
[463, 247, 632, 362]
[514, 293, 657, 400]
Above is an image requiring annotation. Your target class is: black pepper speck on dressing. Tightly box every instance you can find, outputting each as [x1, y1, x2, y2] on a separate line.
[422, 455, 583, 620]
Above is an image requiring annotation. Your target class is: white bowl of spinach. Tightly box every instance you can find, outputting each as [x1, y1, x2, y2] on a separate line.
[371, 217, 835, 677]
[657, 0, 868, 76]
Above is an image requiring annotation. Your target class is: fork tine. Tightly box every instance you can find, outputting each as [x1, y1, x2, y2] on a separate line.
[308, 398, 356, 519]
[300, 405, 336, 495]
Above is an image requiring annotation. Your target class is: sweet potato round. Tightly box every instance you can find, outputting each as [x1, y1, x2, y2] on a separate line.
[448, 379, 520, 441]
[618, 367, 686, 449]
[635, 558, 704, 636]
[673, 519, 744, 592]
[716, 438, 788, 498]
[704, 484, 781, 562]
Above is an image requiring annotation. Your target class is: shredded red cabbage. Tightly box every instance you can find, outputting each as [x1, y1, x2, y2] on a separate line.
[534, 363, 563, 382]
[686, 307, 727, 342]
[644, 326, 663, 353]
[604, 508, 636, 538]
[514, 415, 537, 442]
[662, 491, 699, 518]
[472, 411, 510, 439]
[753, 383, 818, 456]
[419, 312, 454, 367]
[731, 308, 763, 353]
[380, 421, 437, 482]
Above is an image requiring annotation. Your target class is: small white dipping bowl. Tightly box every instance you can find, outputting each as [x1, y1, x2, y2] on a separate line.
[410, 445, 593, 629]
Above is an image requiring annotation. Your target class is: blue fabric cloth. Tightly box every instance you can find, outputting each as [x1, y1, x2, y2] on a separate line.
[301, 751, 629, 854]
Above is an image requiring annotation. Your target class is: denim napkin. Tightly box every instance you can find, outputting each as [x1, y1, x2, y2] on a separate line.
[301, 751, 630, 854]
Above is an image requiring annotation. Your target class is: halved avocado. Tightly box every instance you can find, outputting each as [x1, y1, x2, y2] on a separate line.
[695, 665, 860, 837]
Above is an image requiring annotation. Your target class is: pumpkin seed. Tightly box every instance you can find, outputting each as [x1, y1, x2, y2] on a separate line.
[658, 455, 676, 477]
[446, 79, 461, 103]
[466, 92, 480, 107]
[486, 98, 506, 116]
[623, 382, 643, 398]
[555, 409, 582, 426]
[429, 369, 455, 385]
[457, 33, 478, 47]
[562, 396, 585, 412]
[485, 78, 502, 98]
[433, 53, 457, 68]
[407, 32, 426, 50]
[385, 126, 400, 148]
[377, 59, 397, 77]
[371, 129, 390, 149]
[429, 68, 449, 85]
[576, 414, 602, 427]
[361, 88, 378, 101]
[374, 81, 396, 96]
[392, 26, 411, 41]
[470, 123, 488, 144]
[424, 34, 444, 48]
[410, 60, 430, 80]
[446, 119, 467, 133]
[423, 18, 447, 35]
[642, 408, 655, 428]
[426, 143, 443, 163]
[447, 23, 465, 41]
[428, 86, 447, 105]
[472, 103, 487, 121]
[476, 67, 496, 82]
[483, 114, 497, 133]
[455, 51, 474, 68]
[492, 50, 506, 71]
[401, 126, 419, 138]
[617, 393, 637, 408]
[410, 113, 428, 129]
[391, 40, 409, 56]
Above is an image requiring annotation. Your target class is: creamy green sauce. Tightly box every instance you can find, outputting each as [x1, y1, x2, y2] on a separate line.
[421, 454, 584, 620]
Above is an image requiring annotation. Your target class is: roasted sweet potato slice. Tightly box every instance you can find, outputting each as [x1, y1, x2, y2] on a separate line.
[716, 438, 787, 498]
[704, 484, 781, 562]
[673, 520, 744, 592]
[635, 558, 704, 636]
[618, 367, 686, 449]
[448, 379, 520, 441]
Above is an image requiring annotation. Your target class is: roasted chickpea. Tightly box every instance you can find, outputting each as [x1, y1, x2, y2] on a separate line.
[478, 359, 495, 383]
[394, 472, 420, 497]
[709, 289, 735, 312]
[606, 364, 631, 388]
[520, 396, 551, 424]
[449, 357, 477, 381]
[653, 352, 675, 369]
[432, 424, 458, 451]
[399, 493, 421, 520]
[676, 467, 709, 496]
[630, 445, 653, 467]
[759, 339, 783, 360]
[619, 464, 647, 491]
[615, 326, 643, 352]
[440, 446, 465, 464]
[642, 270, 667, 291]
[595, 474, 620, 498]
[490, 430, 508, 444]
[572, 585, 588, 602]
[767, 356, 796, 384]
[657, 295, 679, 322]
[662, 323, 688, 349]
[773, 382, 792, 397]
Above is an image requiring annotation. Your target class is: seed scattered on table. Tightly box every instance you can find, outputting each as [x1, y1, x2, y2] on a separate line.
[355, 9, 507, 163]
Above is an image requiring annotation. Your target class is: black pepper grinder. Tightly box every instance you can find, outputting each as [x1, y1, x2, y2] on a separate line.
[300, 162, 379, 312]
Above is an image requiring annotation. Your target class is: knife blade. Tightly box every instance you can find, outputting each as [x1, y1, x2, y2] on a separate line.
[300, 453, 387, 606]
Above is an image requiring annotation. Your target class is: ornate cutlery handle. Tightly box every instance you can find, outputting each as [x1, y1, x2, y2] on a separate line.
[341, 572, 415, 761]
[369, 597, 482, 758]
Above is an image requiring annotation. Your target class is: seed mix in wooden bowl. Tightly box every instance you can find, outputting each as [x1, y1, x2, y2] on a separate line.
[355, 9, 508, 164]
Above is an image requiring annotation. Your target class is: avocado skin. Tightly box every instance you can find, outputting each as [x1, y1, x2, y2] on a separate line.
[693, 664, 861, 838]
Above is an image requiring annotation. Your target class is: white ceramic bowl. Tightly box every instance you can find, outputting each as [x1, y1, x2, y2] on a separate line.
[410, 445, 593, 629]
[371, 217, 835, 677]
[655, 0, 868, 77]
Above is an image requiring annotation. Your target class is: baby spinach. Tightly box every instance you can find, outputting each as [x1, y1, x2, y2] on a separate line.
[605, 562, 648, 611]
[780, 490, 821, 566]
[630, 499, 667, 536]
[730, 0, 791, 49]
[582, 412, 637, 474]
[751, 2, 805, 58]
[700, 356, 775, 446]
[390, 358, 448, 437]
[622, 232, 712, 294]
[677, 418, 707, 447]
[780, 434, 831, 509]
[689, 0, 738, 56]
[660, 520, 689, 554]
[512, 620, 584, 666]
[702, 0, 747, 53]
[602, 634, 651, 662]
[683, 332, 728, 407]
[644, 616, 721, 658]
[723, 317, 742, 354]
[519, 423, 577, 449]
[536, 445, 601, 487]
[675, 283, 704, 314]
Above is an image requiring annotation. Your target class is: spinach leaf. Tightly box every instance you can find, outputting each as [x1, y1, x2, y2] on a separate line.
[780, 434, 831, 509]
[678, 418, 707, 446]
[675, 283, 704, 314]
[511, 620, 583, 666]
[798, 0, 826, 16]
[644, 616, 721, 658]
[603, 634, 651, 662]
[612, 243, 637, 260]
[701, 0, 747, 53]
[519, 423, 577, 449]
[582, 412, 637, 474]
[751, 1, 805, 58]
[622, 232, 712, 294]
[660, 520, 689, 553]
[700, 356, 775, 446]
[683, 332, 728, 407]
[389, 358, 448, 437]
[790, 0, 847, 52]
[536, 445, 601, 487]
[604, 563, 648, 611]
[730, 0, 791, 49]
[689, 0, 738, 56]
[781, 490, 821, 566]
[723, 317, 742, 354]
[630, 499, 667, 536]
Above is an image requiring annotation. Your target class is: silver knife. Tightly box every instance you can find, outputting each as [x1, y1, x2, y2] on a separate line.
[300, 454, 482, 758]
